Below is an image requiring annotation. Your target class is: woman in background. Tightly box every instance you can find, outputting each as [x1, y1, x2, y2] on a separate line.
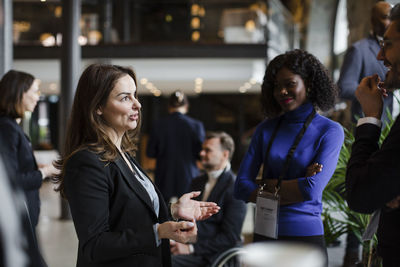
[0, 70, 56, 228]
[54, 64, 218, 267]
[234, 50, 344, 260]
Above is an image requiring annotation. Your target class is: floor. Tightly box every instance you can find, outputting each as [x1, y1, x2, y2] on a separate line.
[37, 181, 349, 267]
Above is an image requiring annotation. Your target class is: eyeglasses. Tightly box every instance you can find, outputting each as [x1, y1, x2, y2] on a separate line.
[379, 38, 400, 52]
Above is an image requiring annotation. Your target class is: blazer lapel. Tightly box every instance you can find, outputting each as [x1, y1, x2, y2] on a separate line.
[191, 174, 208, 201]
[114, 156, 157, 218]
[128, 156, 170, 220]
[207, 170, 232, 202]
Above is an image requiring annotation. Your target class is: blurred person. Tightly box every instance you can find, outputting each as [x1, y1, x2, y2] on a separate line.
[53, 64, 219, 267]
[234, 49, 344, 264]
[346, 4, 400, 266]
[0, 155, 27, 267]
[0, 70, 57, 229]
[338, 2, 393, 124]
[171, 131, 247, 267]
[147, 90, 205, 202]
[337, 4, 393, 264]
[0, 153, 47, 267]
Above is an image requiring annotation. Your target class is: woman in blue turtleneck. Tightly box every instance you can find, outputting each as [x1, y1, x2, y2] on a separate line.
[234, 50, 344, 255]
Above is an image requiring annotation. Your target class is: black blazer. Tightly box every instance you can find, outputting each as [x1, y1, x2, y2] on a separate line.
[64, 149, 171, 267]
[0, 115, 42, 227]
[346, 117, 400, 262]
[190, 169, 247, 264]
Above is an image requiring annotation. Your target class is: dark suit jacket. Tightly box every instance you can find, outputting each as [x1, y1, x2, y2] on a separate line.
[346, 117, 400, 263]
[147, 112, 205, 202]
[64, 149, 171, 267]
[190, 169, 246, 264]
[0, 115, 42, 227]
[338, 35, 393, 123]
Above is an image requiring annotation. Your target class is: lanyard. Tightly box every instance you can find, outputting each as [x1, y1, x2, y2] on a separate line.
[261, 109, 316, 195]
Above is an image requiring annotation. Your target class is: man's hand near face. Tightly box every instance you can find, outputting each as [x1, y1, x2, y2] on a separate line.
[355, 74, 388, 119]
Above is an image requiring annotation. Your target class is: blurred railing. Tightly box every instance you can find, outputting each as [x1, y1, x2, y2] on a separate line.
[13, 0, 298, 58]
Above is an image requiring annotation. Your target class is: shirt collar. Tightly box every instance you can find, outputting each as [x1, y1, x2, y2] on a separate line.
[206, 162, 230, 180]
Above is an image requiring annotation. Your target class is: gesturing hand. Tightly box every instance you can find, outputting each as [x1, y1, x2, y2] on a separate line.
[171, 191, 220, 221]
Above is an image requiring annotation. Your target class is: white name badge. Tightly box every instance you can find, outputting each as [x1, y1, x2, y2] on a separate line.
[254, 192, 280, 239]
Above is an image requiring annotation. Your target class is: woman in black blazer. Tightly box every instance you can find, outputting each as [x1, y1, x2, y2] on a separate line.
[54, 64, 219, 267]
[0, 70, 57, 228]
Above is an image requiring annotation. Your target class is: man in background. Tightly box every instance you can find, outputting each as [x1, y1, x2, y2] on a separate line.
[171, 131, 247, 267]
[338, 3, 392, 266]
[346, 4, 400, 266]
[338, 2, 394, 124]
[147, 90, 205, 203]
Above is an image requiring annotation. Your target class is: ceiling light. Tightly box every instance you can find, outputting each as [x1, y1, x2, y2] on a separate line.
[191, 17, 200, 29]
[195, 77, 203, 84]
[192, 31, 200, 42]
[245, 20, 256, 32]
[140, 78, 148, 85]
[191, 4, 200, 16]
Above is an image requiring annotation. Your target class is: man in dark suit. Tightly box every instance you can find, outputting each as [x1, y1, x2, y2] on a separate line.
[147, 90, 205, 203]
[338, 2, 392, 124]
[338, 3, 392, 266]
[171, 131, 247, 267]
[346, 4, 400, 267]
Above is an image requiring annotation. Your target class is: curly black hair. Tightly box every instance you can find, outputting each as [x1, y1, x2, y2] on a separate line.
[261, 49, 337, 118]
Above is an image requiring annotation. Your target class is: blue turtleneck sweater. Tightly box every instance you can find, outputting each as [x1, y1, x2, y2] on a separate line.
[234, 103, 344, 236]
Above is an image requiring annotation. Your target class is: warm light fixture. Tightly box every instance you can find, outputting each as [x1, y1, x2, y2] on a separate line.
[191, 4, 200, 16]
[40, 33, 55, 47]
[191, 17, 200, 29]
[198, 7, 206, 17]
[245, 20, 256, 32]
[54, 6, 62, 17]
[192, 31, 200, 42]
[165, 14, 173, 22]
[78, 35, 88, 46]
[140, 78, 148, 85]
[49, 83, 57, 91]
[146, 83, 154, 90]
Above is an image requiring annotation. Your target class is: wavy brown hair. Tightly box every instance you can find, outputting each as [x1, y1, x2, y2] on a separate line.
[261, 49, 337, 118]
[53, 64, 141, 196]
